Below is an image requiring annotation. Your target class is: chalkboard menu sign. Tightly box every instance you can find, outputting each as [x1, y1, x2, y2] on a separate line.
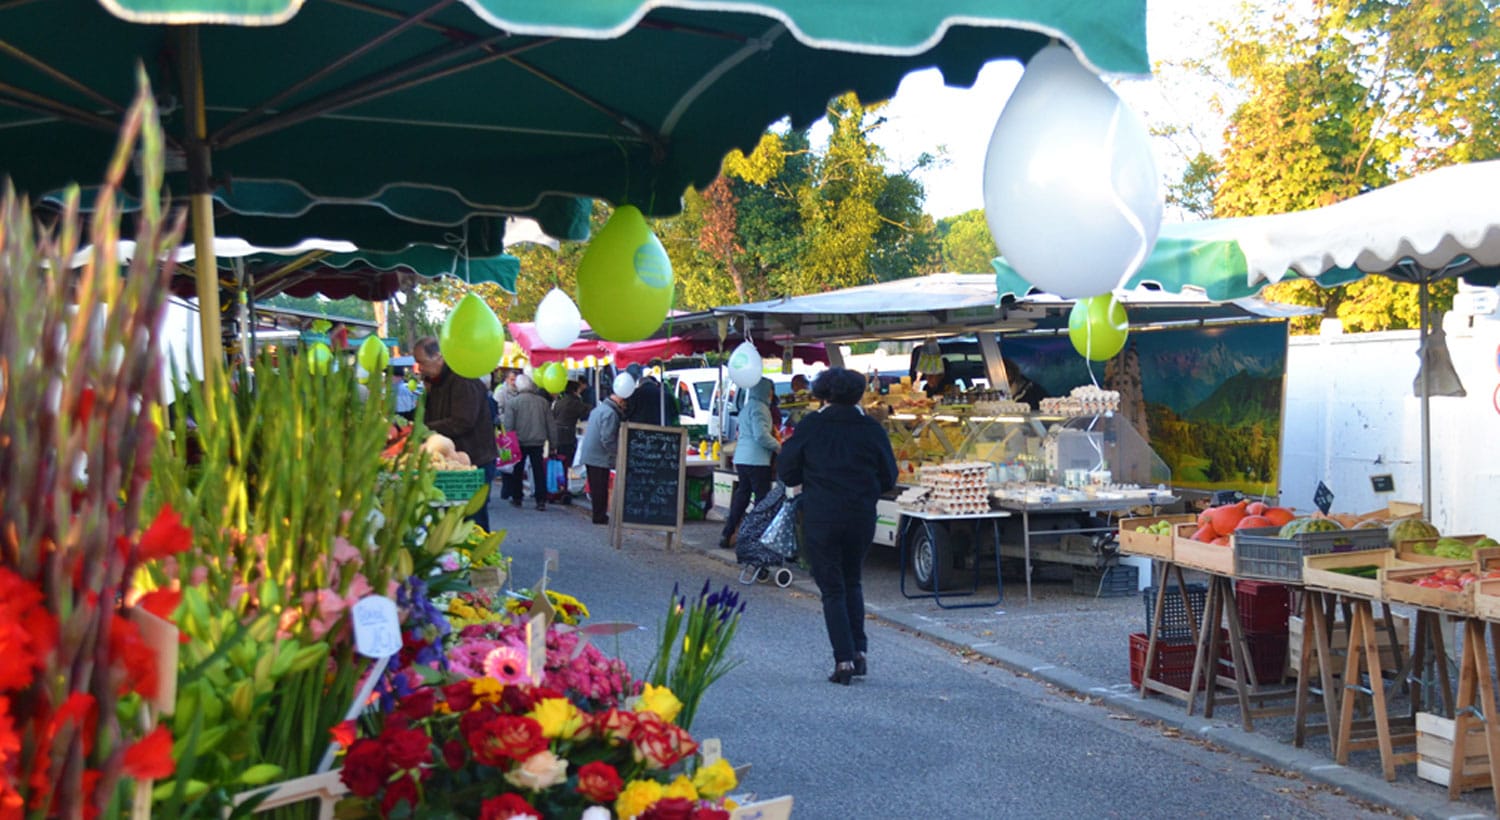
[611, 423, 687, 549]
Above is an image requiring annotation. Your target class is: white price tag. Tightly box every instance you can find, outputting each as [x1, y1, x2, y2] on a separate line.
[544, 548, 559, 574]
[525, 612, 548, 684]
[352, 596, 402, 659]
[700, 737, 722, 767]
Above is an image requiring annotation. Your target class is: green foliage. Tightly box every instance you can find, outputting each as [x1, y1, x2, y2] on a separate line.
[261, 293, 376, 323]
[1190, 0, 1500, 332]
[936, 209, 997, 273]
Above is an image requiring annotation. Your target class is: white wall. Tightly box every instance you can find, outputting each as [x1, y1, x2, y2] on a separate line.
[159, 299, 204, 397]
[1280, 310, 1500, 536]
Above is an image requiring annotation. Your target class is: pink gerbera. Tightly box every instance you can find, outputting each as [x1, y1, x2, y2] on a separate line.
[483, 645, 531, 685]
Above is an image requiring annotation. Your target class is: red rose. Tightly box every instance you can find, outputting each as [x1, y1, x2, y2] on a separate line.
[632, 725, 686, 769]
[690, 807, 732, 820]
[383, 726, 433, 772]
[395, 688, 436, 721]
[639, 797, 696, 820]
[471, 714, 547, 767]
[666, 723, 698, 761]
[340, 739, 390, 797]
[479, 793, 541, 820]
[442, 739, 466, 771]
[594, 708, 637, 745]
[574, 761, 623, 803]
[443, 680, 477, 712]
[380, 773, 419, 815]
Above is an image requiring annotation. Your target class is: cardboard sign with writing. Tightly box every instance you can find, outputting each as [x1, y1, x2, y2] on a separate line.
[729, 796, 793, 820]
[470, 566, 506, 592]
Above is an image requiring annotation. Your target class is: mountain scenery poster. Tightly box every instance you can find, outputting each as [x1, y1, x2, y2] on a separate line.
[1003, 321, 1288, 495]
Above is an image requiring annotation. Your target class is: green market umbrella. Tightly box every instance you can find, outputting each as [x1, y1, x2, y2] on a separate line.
[190, 244, 522, 301]
[993, 160, 1500, 514]
[1, 0, 1148, 382]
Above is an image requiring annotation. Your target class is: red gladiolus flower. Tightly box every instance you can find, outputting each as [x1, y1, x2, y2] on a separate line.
[136, 589, 182, 623]
[0, 697, 20, 766]
[339, 739, 390, 797]
[479, 793, 541, 820]
[80, 769, 102, 820]
[137, 505, 192, 561]
[0, 568, 56, 691]
[51, 693, 98, 757]
[108, 616, 158, 699]
[328, 720, 357, 749]
[121, 725, 175, 780]
[575, 760, 624, 803]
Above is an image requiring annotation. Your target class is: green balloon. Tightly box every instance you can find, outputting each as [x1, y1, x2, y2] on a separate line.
[357, 335, 390, 377]
[440, 293, 506, 378]
[306, 342, 333, 376]
[536, 361, 568, 394]
[1068, 294, 1129, 361]
[575, 205, 674, 342]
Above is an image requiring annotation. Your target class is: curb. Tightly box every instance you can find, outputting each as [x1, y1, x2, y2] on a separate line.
[676, 528, 1477, 820]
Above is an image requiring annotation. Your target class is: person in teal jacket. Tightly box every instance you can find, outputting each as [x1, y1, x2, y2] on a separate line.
[720, 377, 780, 549]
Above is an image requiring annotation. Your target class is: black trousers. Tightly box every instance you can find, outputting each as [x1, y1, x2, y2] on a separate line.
[802, 510, 876, 664]
[586, 465, 612, 524]
[722, 463, 773, 540]
[501, 444, 548, 503]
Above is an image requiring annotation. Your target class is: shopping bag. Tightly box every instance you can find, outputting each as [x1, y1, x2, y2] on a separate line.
[546, 458, 567, 494]
[758, 494, 801, 559]
[495, 427, 522, 469]
[735, 482, 786, 552]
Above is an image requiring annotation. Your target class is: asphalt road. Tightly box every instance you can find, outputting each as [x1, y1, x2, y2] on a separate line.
[491, 499, 1399, 819]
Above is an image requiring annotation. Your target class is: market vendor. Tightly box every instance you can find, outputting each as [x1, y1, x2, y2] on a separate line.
[413, 336, 499, 530]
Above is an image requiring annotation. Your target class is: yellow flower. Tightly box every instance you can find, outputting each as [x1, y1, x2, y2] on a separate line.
[691, 758, 738, 799]
[470, 676, 505, 706]
[615, 779, 664, 820]
[528, 696, 585, 740]
[662, 774, 698, 801]
[633, 683, 683, 724]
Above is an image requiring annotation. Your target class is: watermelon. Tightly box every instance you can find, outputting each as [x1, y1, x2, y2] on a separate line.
[1279, 517, 1344, 538]
[1388, 518, 1439, 548]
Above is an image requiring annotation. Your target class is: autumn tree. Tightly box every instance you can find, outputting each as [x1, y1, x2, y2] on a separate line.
[1200, 0, 1499, 331]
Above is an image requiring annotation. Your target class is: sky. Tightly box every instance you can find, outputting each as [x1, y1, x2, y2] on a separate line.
[860, 0, 1243, 221]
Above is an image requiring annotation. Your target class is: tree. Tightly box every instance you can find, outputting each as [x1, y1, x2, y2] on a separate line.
[1198, 0, 1500, 331]
[935, 209, 997, 273]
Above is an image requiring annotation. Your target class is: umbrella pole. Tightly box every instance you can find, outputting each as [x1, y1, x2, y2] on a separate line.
[1419, 281, 1432, 519]
[178, 26, 224, 402]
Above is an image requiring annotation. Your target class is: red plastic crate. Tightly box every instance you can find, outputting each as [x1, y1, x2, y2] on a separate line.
[1128, 632, 1203, 692]
[1235, 580, 1291, 634]
[1218, 630, 1290, 685]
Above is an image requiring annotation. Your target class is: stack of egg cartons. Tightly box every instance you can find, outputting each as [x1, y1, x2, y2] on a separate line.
[917, 462, 992, 515]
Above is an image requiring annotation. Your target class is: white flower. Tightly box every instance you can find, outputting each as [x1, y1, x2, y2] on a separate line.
[503, 750, 568, 791]
[581, 807, 612, 820]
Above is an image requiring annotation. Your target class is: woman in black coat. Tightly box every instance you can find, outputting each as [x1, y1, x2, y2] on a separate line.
[777, 368, 898, 684]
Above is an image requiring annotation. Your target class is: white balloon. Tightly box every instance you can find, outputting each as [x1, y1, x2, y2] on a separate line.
[611, 372, 637, 399]
[727, 341, 763, 389]
[982, 44, 1163, 300]
[534, 288, 582, 350]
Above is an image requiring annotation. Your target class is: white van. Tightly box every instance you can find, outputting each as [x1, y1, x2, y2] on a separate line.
[664, 367, 724, 432]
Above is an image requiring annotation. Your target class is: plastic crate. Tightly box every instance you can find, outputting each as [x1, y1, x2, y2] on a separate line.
[1233, 526, 1391, 582]
[1073, 564, 1138, 598]
[1219, 630, 1290, 684]
[1235, 580, 1291, 633]
[1128, 632, 1202, 692]
[432, 469, 486, 502]
[1143, 583, 1208, 643]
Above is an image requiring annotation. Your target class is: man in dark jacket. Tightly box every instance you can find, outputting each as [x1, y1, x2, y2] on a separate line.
[551, 380, 588, 505]
[413, 336, 500, 530]
[778, 368, 898, 684]
[625, 361, 680, 426]
[502, 373, 557, 511]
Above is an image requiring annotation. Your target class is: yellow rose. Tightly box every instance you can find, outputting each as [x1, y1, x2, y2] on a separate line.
[529, 696, 585, 740]
[503, 750, 569, 791]
[691, 758, 738, 799]
[470, 676, 505, 705]
[633, 683, 683, 724]
[615, 779, 663, 820]
[662, 774, 698, 801]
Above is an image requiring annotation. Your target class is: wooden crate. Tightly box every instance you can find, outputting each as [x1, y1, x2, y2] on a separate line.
[1173, 523, 1234, 575]
[1302, 549, 1412, 599]
[1475, 578, 1500, 622]
[1400, 534, 1494, 561]
[1416, 711, 1492, 790]
[1288, 613, 1410, 678]
[1384, 566, 1477, 616]
[1477, 546, 1500, 571]
[1118, 514, 1197, 560]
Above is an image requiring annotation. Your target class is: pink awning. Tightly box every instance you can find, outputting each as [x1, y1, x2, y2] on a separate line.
[507, 321, 694, 367]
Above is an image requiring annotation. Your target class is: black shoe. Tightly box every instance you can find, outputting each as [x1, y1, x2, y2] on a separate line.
[718, 536, 732, 550]
[853, 654, 867, 677]
[560, 495, 572, 506]
[593, 517, 609, 525]
[510, 499, 522, 508]
[535, 501, 546, 511]
[828, 662, 855, 686]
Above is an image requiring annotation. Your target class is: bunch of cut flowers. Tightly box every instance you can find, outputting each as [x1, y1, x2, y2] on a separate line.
[506, 588, 591, 625]
[337, 678, 738, 819]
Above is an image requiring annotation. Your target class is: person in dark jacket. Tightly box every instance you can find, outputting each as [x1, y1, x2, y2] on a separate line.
[720, 377, 780, 549]
[502, 373, 557, 511]
[579, 374, 635, 525]
[777, 368, 898, 685]
[625, 361, 680, 426]
[413, 336, 500, 531]
[552, 380, 588, 505]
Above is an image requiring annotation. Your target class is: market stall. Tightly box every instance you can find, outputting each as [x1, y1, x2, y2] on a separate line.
[667, 274, 1314, 601]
